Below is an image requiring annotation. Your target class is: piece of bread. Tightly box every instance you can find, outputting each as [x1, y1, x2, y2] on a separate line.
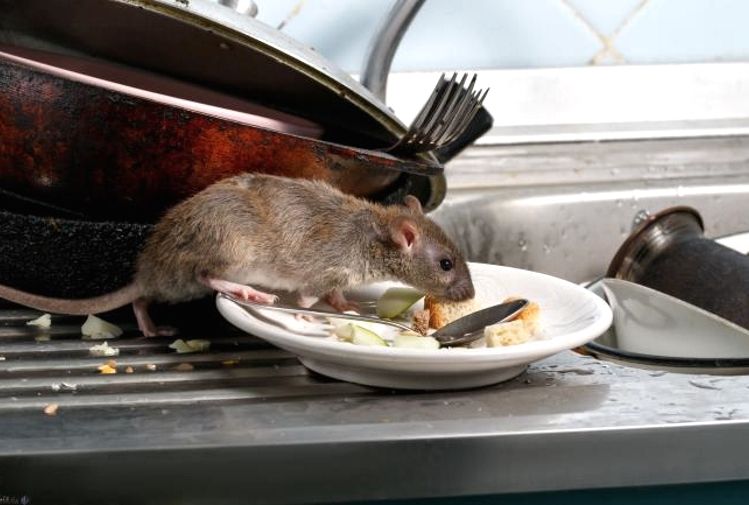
[424, 295, 481, 329]
[504, 297, 541, 334]
[484, 320, 531, 347]
[484, 297, 541, 347]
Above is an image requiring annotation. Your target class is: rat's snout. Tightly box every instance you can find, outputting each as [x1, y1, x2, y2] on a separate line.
[445, 280, 475, 301]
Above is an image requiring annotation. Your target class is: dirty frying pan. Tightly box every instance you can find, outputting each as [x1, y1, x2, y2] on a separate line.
[0, 48, 441, 297]
[0, 0, 451, 298]
[0, 46, 442, 223]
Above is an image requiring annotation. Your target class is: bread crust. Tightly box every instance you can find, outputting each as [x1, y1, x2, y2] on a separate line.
[424, 295, 481, 329]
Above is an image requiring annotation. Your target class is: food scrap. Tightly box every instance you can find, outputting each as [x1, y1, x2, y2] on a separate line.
[125, 366, 134, 374]
[44, 403, 59, 416]
[335, 323, 387, 346]
[97, 360, 117, 374]
[424, 295, 480, 329]
[411, 309, 430, 335]
[51, 382, 77, 392]
[82, 315, 123, 340]
[26, 313, 52, 328]
[329, 289, 542, 349]
[334, 321, 439, 350]
[484, 299, 541, 347]
[376, 287, 424, 319]
[393, 332, 439, 350]
[173, 363, 194, 372]
[89, 341, 120, 357]
[169, 339, 210, 354]
[146, 364, 157, 371]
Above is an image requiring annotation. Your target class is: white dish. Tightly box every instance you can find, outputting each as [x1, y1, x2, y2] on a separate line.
[217, 263, 613, 390]
[601, 278, 749, 359]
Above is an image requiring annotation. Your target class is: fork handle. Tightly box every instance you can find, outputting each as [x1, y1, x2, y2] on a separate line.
[219, 293, 417, 333]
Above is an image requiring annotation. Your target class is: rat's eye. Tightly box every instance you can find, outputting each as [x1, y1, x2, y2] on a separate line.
[440, 258, 453, 271]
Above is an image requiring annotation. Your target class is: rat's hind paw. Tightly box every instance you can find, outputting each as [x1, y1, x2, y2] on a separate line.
[155, 326, 178, 337]
[200, 277, 278, 304]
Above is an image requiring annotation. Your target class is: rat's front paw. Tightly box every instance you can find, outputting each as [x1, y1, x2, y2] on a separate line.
[324, 290, 360, 313]
[245, 291, 278, 304]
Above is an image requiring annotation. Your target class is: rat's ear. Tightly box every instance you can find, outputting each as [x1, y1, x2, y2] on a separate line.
[403, 195, 423, 215]
[389, 216, 420, 253]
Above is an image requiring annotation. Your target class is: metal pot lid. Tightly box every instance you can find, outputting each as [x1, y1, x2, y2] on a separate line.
[0, 0, 406, 148]
[0, 0, 447, 210]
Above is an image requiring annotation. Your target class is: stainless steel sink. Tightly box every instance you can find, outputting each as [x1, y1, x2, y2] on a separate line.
[432, 135, 749, 282]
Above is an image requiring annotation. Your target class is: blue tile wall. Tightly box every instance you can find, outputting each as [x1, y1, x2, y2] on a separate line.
[251, 0, 749, 72]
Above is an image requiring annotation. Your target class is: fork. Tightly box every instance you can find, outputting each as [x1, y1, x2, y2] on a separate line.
[219, 293, 417, 333]
[385, 72, 489, 156]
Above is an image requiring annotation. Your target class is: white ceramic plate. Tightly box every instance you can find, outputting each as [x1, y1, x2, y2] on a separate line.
[217, 263, 612, 390]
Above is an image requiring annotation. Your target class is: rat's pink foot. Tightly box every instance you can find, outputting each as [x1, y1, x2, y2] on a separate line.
[154, 326, 178, 337]
[324, 289, 360, 312]
[200, 276, 278, 304]
[296, 293, 319, 309]
[132, 298, 176, 337]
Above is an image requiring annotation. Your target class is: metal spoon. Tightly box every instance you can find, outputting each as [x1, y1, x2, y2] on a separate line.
[432, 299, 528, 347]
[221, 293, 528, 347]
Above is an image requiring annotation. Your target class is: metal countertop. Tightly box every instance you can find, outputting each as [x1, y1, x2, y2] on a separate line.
[1, 304, 749, 504]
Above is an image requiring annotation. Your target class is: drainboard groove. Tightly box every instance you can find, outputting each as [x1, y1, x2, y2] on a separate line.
[0, 335, 272, 356]
[0, 349, 296, 376]
[0, 306, 360, 414]
[0, 381, 372, 410]
[0, 365, 320, 396]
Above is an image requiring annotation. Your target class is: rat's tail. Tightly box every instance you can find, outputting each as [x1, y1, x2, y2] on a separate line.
[0, 283, 139, 315]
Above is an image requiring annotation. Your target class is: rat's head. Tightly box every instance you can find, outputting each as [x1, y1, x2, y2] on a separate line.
[380, 195, 474, 301]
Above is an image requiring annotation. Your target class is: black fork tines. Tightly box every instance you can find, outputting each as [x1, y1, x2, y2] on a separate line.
[388, 72, 489, 155]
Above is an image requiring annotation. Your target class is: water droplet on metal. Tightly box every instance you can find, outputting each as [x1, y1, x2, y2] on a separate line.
[632, 209, 651, 229]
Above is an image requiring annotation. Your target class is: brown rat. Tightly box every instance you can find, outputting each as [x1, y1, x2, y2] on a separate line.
[0, 173, 475, 336]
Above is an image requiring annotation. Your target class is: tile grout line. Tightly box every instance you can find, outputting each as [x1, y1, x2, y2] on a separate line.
[557, 0, 621, 65]
[591, 0, 653, 64]
[612, 0, 653, 40]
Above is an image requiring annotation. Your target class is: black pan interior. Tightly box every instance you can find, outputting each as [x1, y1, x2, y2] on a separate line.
[0, 209, 150, 298]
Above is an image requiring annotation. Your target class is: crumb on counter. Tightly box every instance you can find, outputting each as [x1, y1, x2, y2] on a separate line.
[89, 341, 120, 357]
[97, 360, 117, 374]
[169, 339, 210, 354]
[27, 313, 52, 328]
[82, 314, 123, 340]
